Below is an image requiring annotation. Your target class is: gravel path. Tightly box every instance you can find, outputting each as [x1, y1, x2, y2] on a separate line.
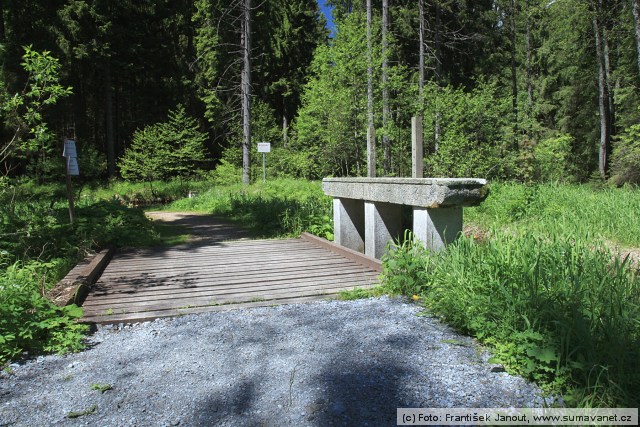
[1, 297, 544, 426]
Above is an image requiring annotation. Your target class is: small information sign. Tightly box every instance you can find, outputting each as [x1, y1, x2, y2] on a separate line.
[67, 157, 80, 176]
[62, 137, 78, 224]
[63, 139, 77, 158]
[257, 142, 271, 153]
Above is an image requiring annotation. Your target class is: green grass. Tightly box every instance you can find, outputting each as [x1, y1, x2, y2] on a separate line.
[337, 286, 387, 300]
[82, 178, 212, 208]
[466, 182, 640, 247]
[165, 178, 333, 239]
[151, 223, 191, 246]
[382, 182, 640, 408]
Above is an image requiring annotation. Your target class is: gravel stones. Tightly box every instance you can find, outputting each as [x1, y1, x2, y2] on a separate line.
[1, 297, 544, 426]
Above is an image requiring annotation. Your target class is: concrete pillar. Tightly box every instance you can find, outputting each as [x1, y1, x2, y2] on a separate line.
[365, 201, 403, 259]
[333, 198, 365, 253]
[413, 207, 462, 251]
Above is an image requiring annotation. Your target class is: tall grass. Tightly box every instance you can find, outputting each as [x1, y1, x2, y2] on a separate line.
[467, 182, 640, 246]
[83, 178, 212, 207]
[383, 182, 640, 407]
[166, 179, 333, 238]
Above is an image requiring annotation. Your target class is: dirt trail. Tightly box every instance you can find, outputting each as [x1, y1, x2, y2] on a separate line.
[145, 211, 251, 243]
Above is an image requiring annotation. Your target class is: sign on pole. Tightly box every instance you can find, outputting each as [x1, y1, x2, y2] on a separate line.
[67, 157, 80, 176]
[257, 142, 271, 182]
[63, 139, 77, 158]
[62, 138, 78, 224]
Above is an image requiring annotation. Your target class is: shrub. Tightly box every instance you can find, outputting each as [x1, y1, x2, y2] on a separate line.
[1, 184, 161, 363]
[118, 104, 207, 182]
[534, 134, 574, 182]
[0, 47, 72, 172]
[209, 159, 242, 186]
[1, 259, 88, 364]
[610, 123, 640, 185]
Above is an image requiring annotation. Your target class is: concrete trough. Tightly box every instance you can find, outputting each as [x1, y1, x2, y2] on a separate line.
[322, 177, 489, 258]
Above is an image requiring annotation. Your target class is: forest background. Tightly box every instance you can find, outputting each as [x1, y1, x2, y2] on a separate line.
[1, 0, 640, 185]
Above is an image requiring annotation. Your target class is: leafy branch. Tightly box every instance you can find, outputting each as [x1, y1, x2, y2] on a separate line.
[0, 46, 73, 168]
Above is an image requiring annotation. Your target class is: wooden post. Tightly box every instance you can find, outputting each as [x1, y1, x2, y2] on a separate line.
[412, 116, 423, 178]
[241, 0, 252, 184]
[367, 125, 376, 177]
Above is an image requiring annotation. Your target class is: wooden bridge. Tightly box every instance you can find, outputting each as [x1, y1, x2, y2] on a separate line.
[79, 216, 381, 324]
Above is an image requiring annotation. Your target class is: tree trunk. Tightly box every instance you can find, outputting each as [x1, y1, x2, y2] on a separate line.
[418, 0, 425, 104]
[382, 0, 390, 174]
[0, 6, 5, 43]
[242, 0, 252, 185]
[632, 0, 640, 76]
[510, 0, 518, 148]
[592, 4, 611, 179]
[603, 24, 615, 134]
[366, 0, 375, 177]
[105, 59, 115, 177]
[525, 0, 533, 111]
[434, 1, 441, 152]
[282, 100, 288, 148]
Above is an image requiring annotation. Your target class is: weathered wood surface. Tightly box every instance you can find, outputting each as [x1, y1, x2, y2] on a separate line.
[81, 237, 380, 324]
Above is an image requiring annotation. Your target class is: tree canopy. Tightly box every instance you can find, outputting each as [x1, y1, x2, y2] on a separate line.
[1, 0, 640, 184]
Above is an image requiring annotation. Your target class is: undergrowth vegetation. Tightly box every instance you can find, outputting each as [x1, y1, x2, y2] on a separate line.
[466, 182, 640, 247]
[166, 179, 333, 239]
[382, 182, 640, 408]
[0, 183, 160, 364]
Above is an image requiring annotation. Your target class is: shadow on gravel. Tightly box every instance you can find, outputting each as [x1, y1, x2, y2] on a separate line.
[310, 362, 409, 426]
[193, 380, 258, 425]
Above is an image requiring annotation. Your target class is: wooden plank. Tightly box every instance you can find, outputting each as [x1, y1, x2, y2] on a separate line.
[81, 281, 377, 316]
[84, 270, 378, 306]
[106, 250, 333, 271]
[47, 248, 115, 306]
[80, 234, 382, 325]
[98, 249, 343, 275]
[112, 244, 327, 264]
[84, 273, 377, 307]
[113, 239, 310, 259]
[81, 294, 338, 324]
[300, 232, 382, 272]
[97, 257, 358, 283]
[97, 261, 352, 282]
[84, 273, 378, 306]
[111, 245, 329, 262]
[86, 268, 378, 300]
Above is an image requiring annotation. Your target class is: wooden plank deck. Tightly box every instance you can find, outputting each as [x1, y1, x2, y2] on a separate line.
[81, 236, 380, 324]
